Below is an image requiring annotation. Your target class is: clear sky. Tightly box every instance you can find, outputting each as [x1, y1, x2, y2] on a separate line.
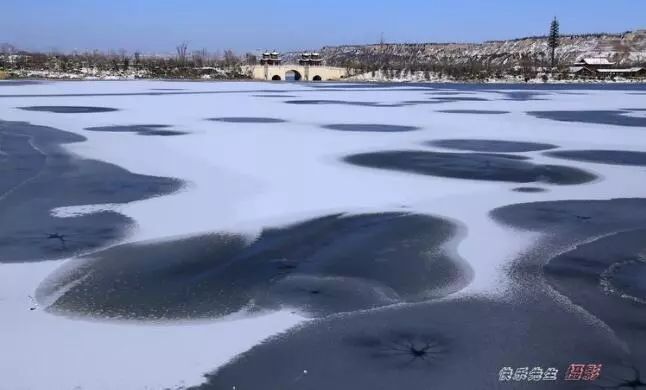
[3, 0, 645, 54]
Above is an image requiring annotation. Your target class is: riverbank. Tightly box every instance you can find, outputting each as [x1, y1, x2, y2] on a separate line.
[2, 71, 645, 84]
[344, 69, 646, 84]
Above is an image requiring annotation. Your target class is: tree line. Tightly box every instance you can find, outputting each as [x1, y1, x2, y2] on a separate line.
[0, 43, 259, 79]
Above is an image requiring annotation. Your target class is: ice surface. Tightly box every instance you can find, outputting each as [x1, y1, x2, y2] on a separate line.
[2, 81, 646, 389]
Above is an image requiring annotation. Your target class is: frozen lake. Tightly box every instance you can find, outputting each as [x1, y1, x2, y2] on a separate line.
[1, 80, 646, 389]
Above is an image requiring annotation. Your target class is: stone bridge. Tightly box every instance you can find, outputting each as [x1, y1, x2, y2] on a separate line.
[251, 64, 348, 81]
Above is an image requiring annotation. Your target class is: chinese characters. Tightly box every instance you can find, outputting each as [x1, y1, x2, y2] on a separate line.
[499, 364, 602, 382]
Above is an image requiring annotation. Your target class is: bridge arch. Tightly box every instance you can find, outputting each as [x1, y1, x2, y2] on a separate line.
[312, 75, 322, 81]
[271, 75, 281, 80]
[285, 70, 302, 81]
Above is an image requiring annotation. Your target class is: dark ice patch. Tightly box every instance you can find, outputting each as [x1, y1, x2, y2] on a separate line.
[194, 296, 626, 390]
[253, 94, 298, 98]
[311, 83, 389, 88]
[545, 150, 646, 166]
[490, 199, 646, 235]
[344, 151, 596, 184]
[430, 96, 489, 102]
[494, 91, 549, 101]
[305, 88, 435, 92]
[543, 230, 646, 302]
[85, 124, 171, 132]
[544, 230, 646, 357]
[284, 99, 407, 107]
[425, 91, 474, 96]
[513, 187, 547, 193]
[139, 130, 187, 136]
[491, 198, 646, 369]
[207, 117, 286, 123]
[18, 106, 119, 113]
[601, 249, 646, 303]
[593, 365, 646, 389]
[37, 212, 471, 320]
[400, 100, 448, 105]
[436, 110, 510, 115]
[310, 83, 429, 90]
[323, 124, 419, 132]
[528, 110, 646, 127]
[285, 99, 354, 105]
[0, 120, 182, 263]
[428, 139, 556, 152]
[85, 124, 187, 136]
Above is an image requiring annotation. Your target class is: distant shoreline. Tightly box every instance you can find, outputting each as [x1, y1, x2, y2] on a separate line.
[2, 76, 645, 85]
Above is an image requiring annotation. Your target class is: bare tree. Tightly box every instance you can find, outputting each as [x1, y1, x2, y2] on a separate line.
[519, 53, 534, 81]
[176, 42, 188, 64]
[222, 49, 239, 67]
[192, 48, 208, 67]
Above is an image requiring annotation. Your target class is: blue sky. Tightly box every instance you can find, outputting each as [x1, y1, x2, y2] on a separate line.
[3, 0, 645, 53]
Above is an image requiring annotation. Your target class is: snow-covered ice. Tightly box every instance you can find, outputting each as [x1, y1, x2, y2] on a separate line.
[1, 80, 646, 389]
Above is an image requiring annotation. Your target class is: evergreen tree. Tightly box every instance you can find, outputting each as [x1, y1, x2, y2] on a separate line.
[548, 17, 560, 68]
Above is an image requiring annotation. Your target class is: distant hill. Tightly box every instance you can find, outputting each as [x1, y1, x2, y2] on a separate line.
[284, 30, 646, 70]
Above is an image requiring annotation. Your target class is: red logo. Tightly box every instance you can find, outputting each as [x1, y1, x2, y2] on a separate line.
[565, 364, 602, 381]
[582, 364, 603, 381]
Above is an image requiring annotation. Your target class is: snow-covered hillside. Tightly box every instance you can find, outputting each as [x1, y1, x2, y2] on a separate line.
[295, 30, 646, 68]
